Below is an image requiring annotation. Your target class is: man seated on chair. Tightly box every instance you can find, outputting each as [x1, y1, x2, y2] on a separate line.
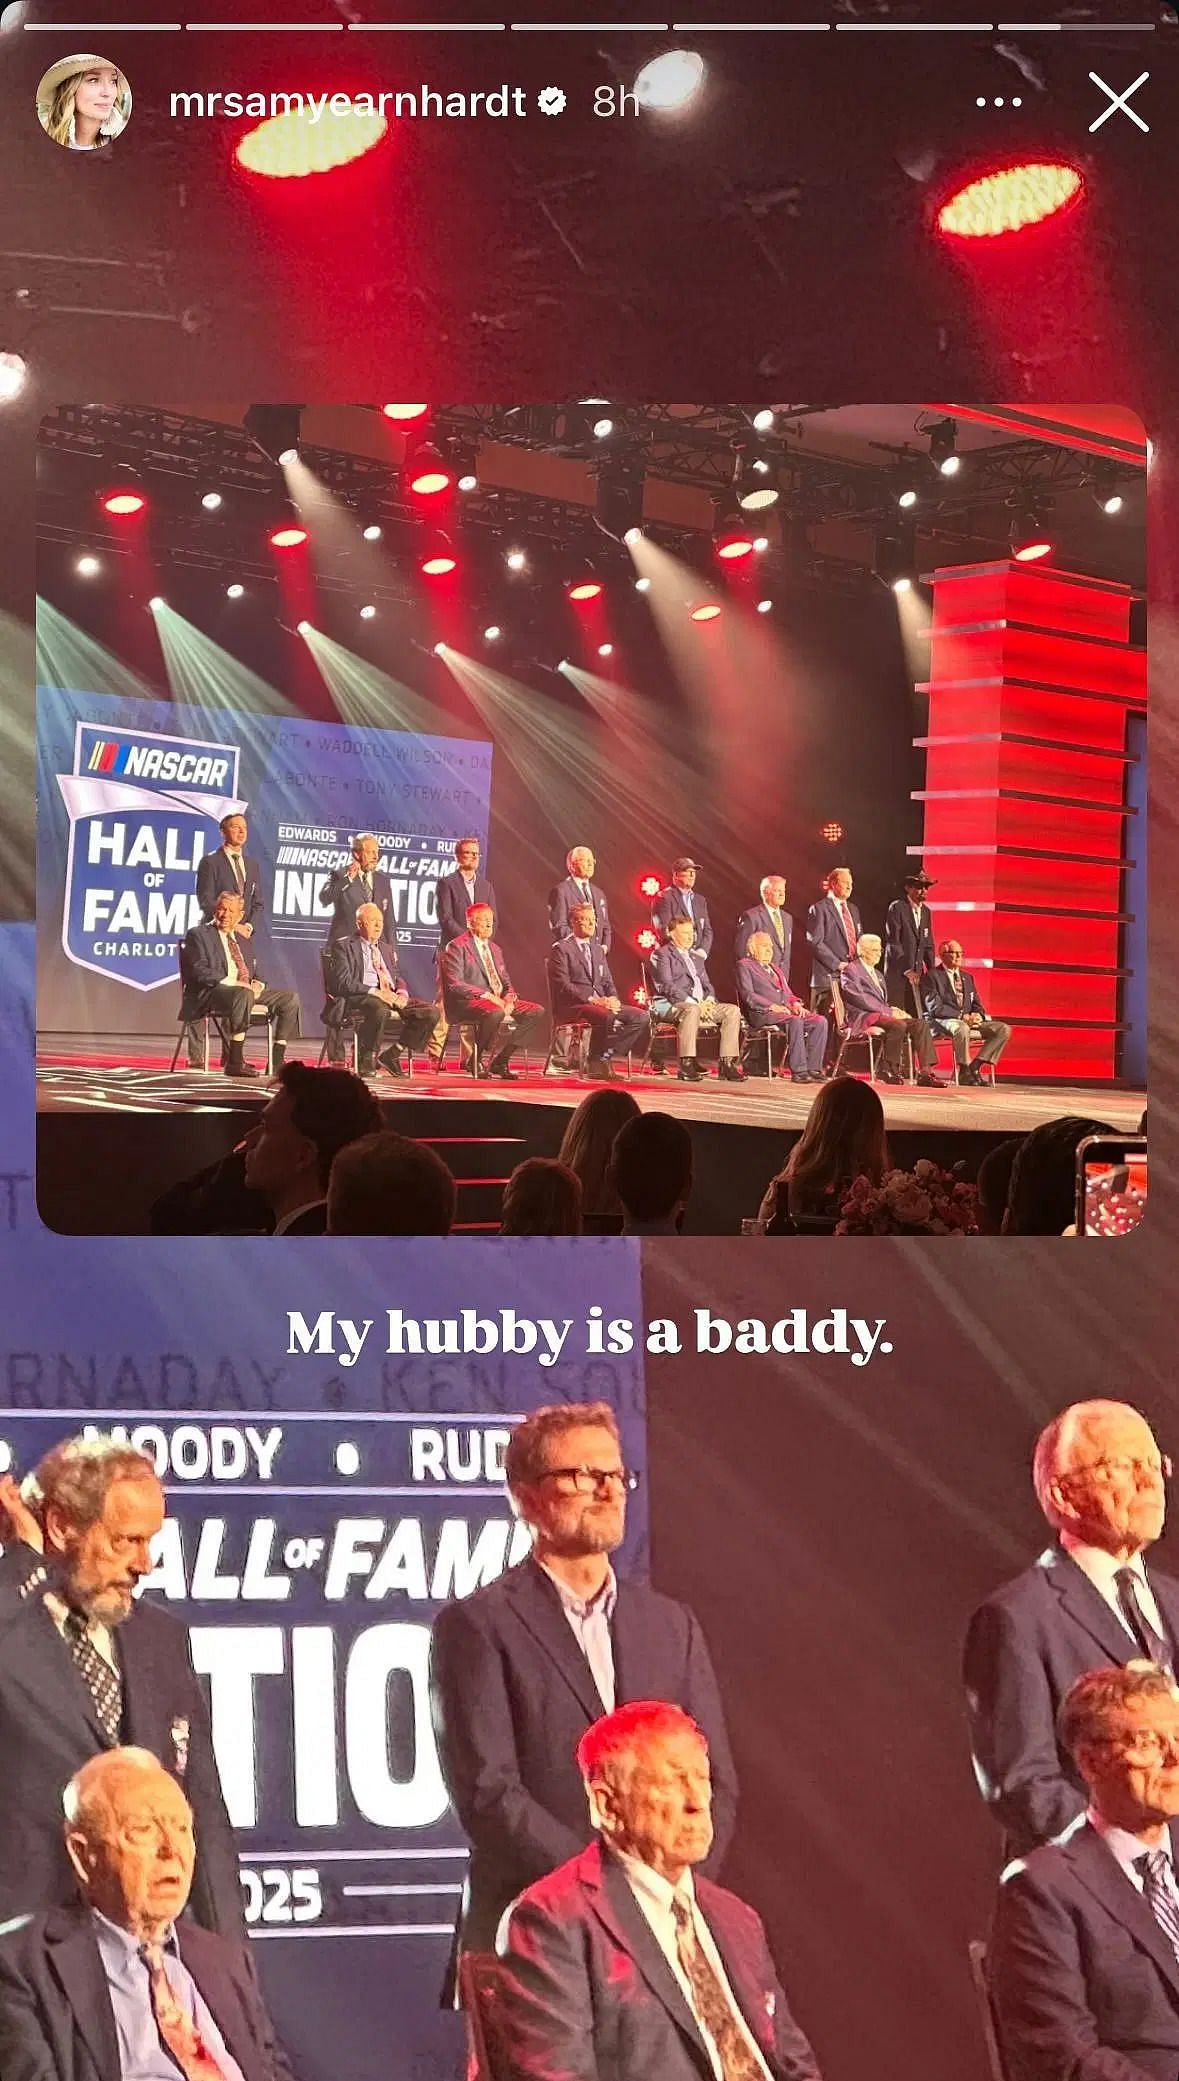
[990, 1660, 1179, 2081]
[496, 1699, 822, 2081]
[327, 903, 437, 1080]
[0, 1746, 296, 2081]
[924, 939, 1012, 1086]
[547, 904, 650, 1084]
[736, 931, 829, 1084]
[649, 916, 745, 1084]
[839, 933, 941, 1088]
[182, 890, 301, 1080]
[440, 903, 545, 1081]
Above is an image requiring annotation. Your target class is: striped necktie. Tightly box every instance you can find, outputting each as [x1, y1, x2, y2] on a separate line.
[1139, 1851, 1179, 1963]
[64, 1608, 122, 1744]
[142, 1944, 231, 2081]
[1115, 1568, 1173, 1672]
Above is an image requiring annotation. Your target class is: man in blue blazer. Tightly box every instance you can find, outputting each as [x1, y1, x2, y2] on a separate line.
[547, 905, 649, 1080]
[964, 1399, 1179, 1857]
[805, 866, 861, 1007]
[318, 834, 393, 941]
[496, 1701, 817, 2081]
[735, 875, 793, 971]
[549, 845, 612, 950]
[429, 837, 495, 1067]
[650, 917, 745, 1082]
[990, 1661, 1179, 2081]
[429, 1402, 737, 1982]
[652, 859, 714, 960]
[327, 904, 438, 1076]
[195, 813, 264, 933]
[736, 932, 829, 1082]
[181, 891, 301, 1079]
[924, 938, 1013, 1084]
[439, 903, 544, 1078]
[838, 932, 939, 1085]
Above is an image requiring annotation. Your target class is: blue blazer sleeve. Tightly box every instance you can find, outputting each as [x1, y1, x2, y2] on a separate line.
[962, 1596, 1086, 1853]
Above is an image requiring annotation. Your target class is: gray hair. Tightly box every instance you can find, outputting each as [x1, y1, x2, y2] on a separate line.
[566, 846, 593, 874]
[355, 903, 384, 929]
[745, 931, 773, 959]
[759, 876, 786, 900]
[64, 1747, 174, 1839]
[29, 1434, 157, 1533]
[856, 933, 881, 957]
[352, 833, 378, 856]
[1032, 1400, 1151, 1529]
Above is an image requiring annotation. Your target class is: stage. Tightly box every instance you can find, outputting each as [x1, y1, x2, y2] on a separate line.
[35, 1040, 1146, 1235]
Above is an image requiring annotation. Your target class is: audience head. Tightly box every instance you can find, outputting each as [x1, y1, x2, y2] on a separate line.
[783, 1074, 889, 1197]
[745, 930, 774, 966]
[64, 1749, 195, 1940]
[666, 916, 695, 950]
[825, 867, 853, 899]
[355, 902, 384, 942]
[609, 1112, 693, 1230]
[975, 1136, 1022, 1235]
[577, 1702, 712, 1883]
[454, 836, 480, 872]
[760, 875, 787, 908]
[244, 1063, 381, 1209]
[567, 846, 596, 880]
[1032, 1400, 1166, 1558]
[219, 813, 247, 848]
[211, 890, 244, 932]
[1057, 1664, 1179, 1833]
[569, 903, 597, 940]
[1004, 1115, 1113, 1236]
[467, 902, 495, 939]
[500, 1158, 582, 1237]
[326, 1130, 455, 1235]
[31, 1435, 162, 1625]
[671, 858, 698, 889]
[558, 1088, 641, 1216]
[505, 1402, 628, 1555]
[855, 933, 882, 967]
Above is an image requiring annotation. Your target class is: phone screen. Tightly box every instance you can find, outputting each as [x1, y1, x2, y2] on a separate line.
[1081, 1141, 1148, 1237]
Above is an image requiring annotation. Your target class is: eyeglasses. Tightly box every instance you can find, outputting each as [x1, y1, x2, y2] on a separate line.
[1098, 1728, 1179, 1765]
[538, 1466, 640, 1496]
[1066, 1455, 1172, 1487]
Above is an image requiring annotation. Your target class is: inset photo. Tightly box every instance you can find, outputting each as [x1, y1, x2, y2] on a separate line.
[36, 54, 131, 154]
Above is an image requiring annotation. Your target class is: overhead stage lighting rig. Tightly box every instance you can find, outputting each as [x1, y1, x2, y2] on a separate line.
[243, 404, 303, 469]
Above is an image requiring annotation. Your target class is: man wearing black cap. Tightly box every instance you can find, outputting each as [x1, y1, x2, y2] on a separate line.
[884, 872, 937, 1011]
[652, 859, 714, 960]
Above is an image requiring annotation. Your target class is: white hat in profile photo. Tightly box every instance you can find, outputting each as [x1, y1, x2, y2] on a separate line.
[36, 53, 131, 152]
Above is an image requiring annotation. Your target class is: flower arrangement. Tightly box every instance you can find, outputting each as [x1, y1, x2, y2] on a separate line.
[835, 1159, 979, 1236]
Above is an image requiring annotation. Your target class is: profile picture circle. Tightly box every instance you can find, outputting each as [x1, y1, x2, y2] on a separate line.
[37, 54, 131, 152]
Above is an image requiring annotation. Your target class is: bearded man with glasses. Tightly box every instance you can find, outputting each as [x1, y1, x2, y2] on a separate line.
[429, 1400, 737, 1997]
[965, 1399, 1179, 1857]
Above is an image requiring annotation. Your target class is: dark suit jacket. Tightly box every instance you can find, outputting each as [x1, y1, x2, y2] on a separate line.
[328, 933, 407, 1001]
[195, 850, 264, 928]
[429, 1557, 739, 1959]
[650, 943, 721, 1006]
[837, 958, 894, 1035]
[964, 1545, 1179, 1855]
[440, 932, 517, 1016]
[436, 870, 497, 948]
[735, 904, 793, 972]
[882, 900, 935, 983]
[806, 895, 861, 986]
[652, 888, 713, 959]
[0, 1544, 242, 1936]
[549, 878, 612, 950]
[925, 964, 989, 1026]
[0, 1904, 294, 2081]
[736, 956, 802, 1022]
[990, 1819, 1179, 2081]
[547, 936, 621, 1021]
[318, 865, 394, 940]
[496, 1841, 820, 2081]
[183, 920, 259, 1002]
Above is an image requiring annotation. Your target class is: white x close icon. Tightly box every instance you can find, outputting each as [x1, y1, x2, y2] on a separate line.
[1088, 71, 1150, 135]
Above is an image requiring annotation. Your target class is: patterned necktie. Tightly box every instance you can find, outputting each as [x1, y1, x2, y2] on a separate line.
[478, 939, 503, 996]
[142, 1944, 231, 2081]
[63, 1609, 122, 1744]
[1138, 1852, 1179, 1963]
[362, 872, 373, 898]
[671, 1896, 764, 2081]
[226, 934, 248, 984]
[1115, 1568, 1173, 1671]
[951, 970, 963, 1005]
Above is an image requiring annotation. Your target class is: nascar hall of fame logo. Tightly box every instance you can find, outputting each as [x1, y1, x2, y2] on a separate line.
[57, 721, 244, 991]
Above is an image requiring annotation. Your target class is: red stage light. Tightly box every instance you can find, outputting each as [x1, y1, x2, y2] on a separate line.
[715, 534, 754, 561]
[269, 524, 308, 548]
[636, 927, 659, 953]
[101, 490, 146, 516]
[820, 821, 844, 844]
[568, 580, 603, 602]
[638, 874, 663, 900]
[382, 404, 429, 421]
[690, 603, 722, 622]
[936, 162, 1083, 240]
[1013, 539, 1054, 563]
[235, 105, 387, 180]
[408, 444, 453, 496]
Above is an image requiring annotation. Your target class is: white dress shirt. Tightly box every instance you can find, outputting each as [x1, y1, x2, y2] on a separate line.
[1060, 1536, 1165, 1638]
[537, 1560, 617, 1709]
[611, 1850, 773, 2081]
[43, 1588, 117, 1672]
[1090, 1808, 1179, 1896]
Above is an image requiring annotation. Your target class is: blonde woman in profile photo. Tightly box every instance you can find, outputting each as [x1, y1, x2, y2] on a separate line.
[37, 54, 130, 152]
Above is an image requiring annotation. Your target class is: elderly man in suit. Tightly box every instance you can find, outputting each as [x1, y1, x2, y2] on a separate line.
[735, 875, 793, 972]
[327, 902, 437, 1079]
[429, 1402, 738, 1990]
[653, 860, 714, 961]
[805, 867, 860, 1020]
[990, 1661, 1179, 2081]
[550, 846, 612, 950]
[182, 891, 300, 1081]
[882, 871, 936, 1010]
[318, 834, 393, 942]
[495, 1698, 819, 2081]
[429, 836, 496, 1069]
[186, 814, 266, 1068]
[0, 1747, 294, 2081]
[839, 933, 940, 1086]
[440, 903, 544, 1080]
[547, 903, 649, 1083]
[736, 931, 829, 1084]
[964, 1400, 1179, 1859]
[0, 1437, 241, 1937]
[649, 916, 746, 1084]
[924, 938, 1012, 1085]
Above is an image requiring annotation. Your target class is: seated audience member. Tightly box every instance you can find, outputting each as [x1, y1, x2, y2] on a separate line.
[737, 930, 829, 1083]
[440, 903, 545, 1080]
[547, 903, 650, 1082]
[0, 1747, 296, 2081]
[241, 1062, 381, 1234]
[990, 1662, 1179, 2081]
[1003, 1115, 1114, 1236]
[975, 1136, 1023, 1236]
[327, 902, 437, 1078]
[923, 938, 1012, 1083]
[839, 933, 940, 1086]
[326, 1129, 456, 1235]
[757, 1076, 889, 1233]
[500, 1158, 583, 1236]
[182, 890, 301, 1080]
[735, 874, 793, 969]
[496, 1700, 822, 2081]
[608, 1112, 693, 1236]
[650, 916, 746, 1083]
[557, 1088, 640, 1226]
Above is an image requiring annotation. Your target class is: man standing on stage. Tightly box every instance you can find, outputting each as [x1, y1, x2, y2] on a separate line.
[806, 866, 861, 1022]
[318, 834, 393, 941]
[440, 902, 544, 1079]
[735, 874, 793, 970]
[428, 836, 496, 1068]
[653, 859, 714, 959]
[883, 870, 937, 1010]
[548, 847, 612, 1073]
